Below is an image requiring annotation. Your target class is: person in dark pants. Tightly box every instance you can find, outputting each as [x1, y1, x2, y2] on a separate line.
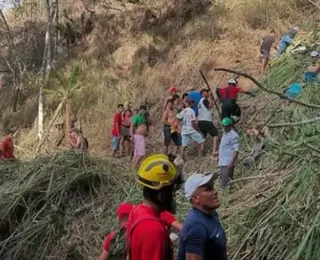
[178, 173, 227, 260]
[216, 79, 255, 124]
[198, 89, 219, 158]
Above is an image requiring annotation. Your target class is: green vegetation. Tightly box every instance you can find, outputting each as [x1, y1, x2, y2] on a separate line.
[225, 29, 320, 260]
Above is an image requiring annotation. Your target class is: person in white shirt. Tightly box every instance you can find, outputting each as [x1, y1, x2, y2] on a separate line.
[198, 89, 219, 158]
[177, 99, 205, 161]
[218, 117, 240, 189]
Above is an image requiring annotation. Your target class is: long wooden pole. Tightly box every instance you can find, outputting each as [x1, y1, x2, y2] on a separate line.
[199, 70, 222, 118]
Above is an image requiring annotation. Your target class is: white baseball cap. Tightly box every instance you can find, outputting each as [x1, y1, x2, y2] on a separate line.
[184, 173, 214, 199]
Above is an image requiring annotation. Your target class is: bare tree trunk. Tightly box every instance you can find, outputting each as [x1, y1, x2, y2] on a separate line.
[39, 0, 54, 141]
[65, 99, 71, 144]
[36, 101, 64, 153]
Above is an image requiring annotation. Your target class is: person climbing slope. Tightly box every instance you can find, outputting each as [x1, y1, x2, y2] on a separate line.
[218, 117, 239, 190]
[177, 99, 205, 161]
[198, 89, 219, 158]
[178, 173, 227, 260]
[111, 104, 124, 157]
[126, 154, 183, 260]
[163, 99, 181, 155]
[216, 79, 255, 123]
[0, 129, 15, 160]
[130, 105, 151, 169]
[260, 29, 278, 74]
[276, 26, 299, 57]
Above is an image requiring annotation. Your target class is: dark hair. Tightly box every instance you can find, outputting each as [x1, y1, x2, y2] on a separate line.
[200, 88, 208, 95]
[182, 93, 189, 99]
[139, 105, 147, 111]
[172, 94, 180, 100]
[270, 29, 276, 34]
[70, 128, 80, 134]
[5, 129, 14, 135]
[142, 186, 175, 213]
[118, 104, 124, 108]
[133, 109, 139, 113]
[166, 98, 174, 105]
[126, 109, 132, 114]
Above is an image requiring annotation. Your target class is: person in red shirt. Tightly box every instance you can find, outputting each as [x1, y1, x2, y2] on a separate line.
[216, 79, 255, 123]
[111, 104, 124, 157]
[0, 129, 15, 160]
[99, 201, 182, 260]
[99, 203, 134, 260]
[126, 154, 183, 260]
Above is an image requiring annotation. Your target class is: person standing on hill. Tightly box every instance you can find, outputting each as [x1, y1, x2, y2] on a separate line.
[260, 29, 278, 74]
[130, 105, 150, 169]
[163, 86, 178, 111]
[178, 173, 227, 260]
[0, 129, 15, 160]
[177, 99, 205, 161]
[218, 117, 239, 190]
[120, 109, 132, 156]
[216, 79, 255, 123]
[111, 104, 124, 157]
[126, 154, 183, 260]
[198, 89, 219, 158]
[69, 128, 89, 151]
[163, 99, 181, 155]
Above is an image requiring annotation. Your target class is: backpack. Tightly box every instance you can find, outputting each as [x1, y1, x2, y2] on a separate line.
[126, 210, 173, 260]
[108, 227, 127, 260]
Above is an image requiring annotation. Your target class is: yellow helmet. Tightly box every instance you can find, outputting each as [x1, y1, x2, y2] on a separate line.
[136, 154, 178, 190]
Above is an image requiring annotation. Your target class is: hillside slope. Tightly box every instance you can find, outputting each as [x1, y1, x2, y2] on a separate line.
[0, 0, 319, 259]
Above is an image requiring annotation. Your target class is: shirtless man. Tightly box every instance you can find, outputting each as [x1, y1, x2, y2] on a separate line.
[69, 128, 88, 151]
[163, 99, 181, 155]
[163, 87, 178, 111]
[130, 105, 151, 169]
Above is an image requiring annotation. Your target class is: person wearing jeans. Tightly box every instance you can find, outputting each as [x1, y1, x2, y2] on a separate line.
[218, 117, 239, 189]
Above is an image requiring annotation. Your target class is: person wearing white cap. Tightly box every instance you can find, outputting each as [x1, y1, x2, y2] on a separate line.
[178, 173, 227, 260]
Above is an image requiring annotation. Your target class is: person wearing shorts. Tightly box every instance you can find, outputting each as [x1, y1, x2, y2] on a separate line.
[111, 104, 124, 157]
[163, 99, 181, 155]
[177, 99, 205, 161]
[130, 105, 150, 169]
[260, 29, 277, 74]
[198, 89, 219, 158]
[120, 109, 132, 156]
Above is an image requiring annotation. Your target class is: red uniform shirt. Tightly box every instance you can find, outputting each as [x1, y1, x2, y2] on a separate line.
[126, 204, 173, 260]
[219, 86, 241, 100]
[111, 112, 122, 137]
[0, 136, 15, 159]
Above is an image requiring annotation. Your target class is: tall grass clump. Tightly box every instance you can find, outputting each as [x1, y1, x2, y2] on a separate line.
[227, 30, 320, 260]
[0, 151, 142, 259]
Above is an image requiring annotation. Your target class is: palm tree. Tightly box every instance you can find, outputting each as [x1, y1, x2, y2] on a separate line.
[36, 66, 81, 153]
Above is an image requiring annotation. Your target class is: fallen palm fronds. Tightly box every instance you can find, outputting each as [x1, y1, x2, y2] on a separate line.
[223, 28, 320, 260]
